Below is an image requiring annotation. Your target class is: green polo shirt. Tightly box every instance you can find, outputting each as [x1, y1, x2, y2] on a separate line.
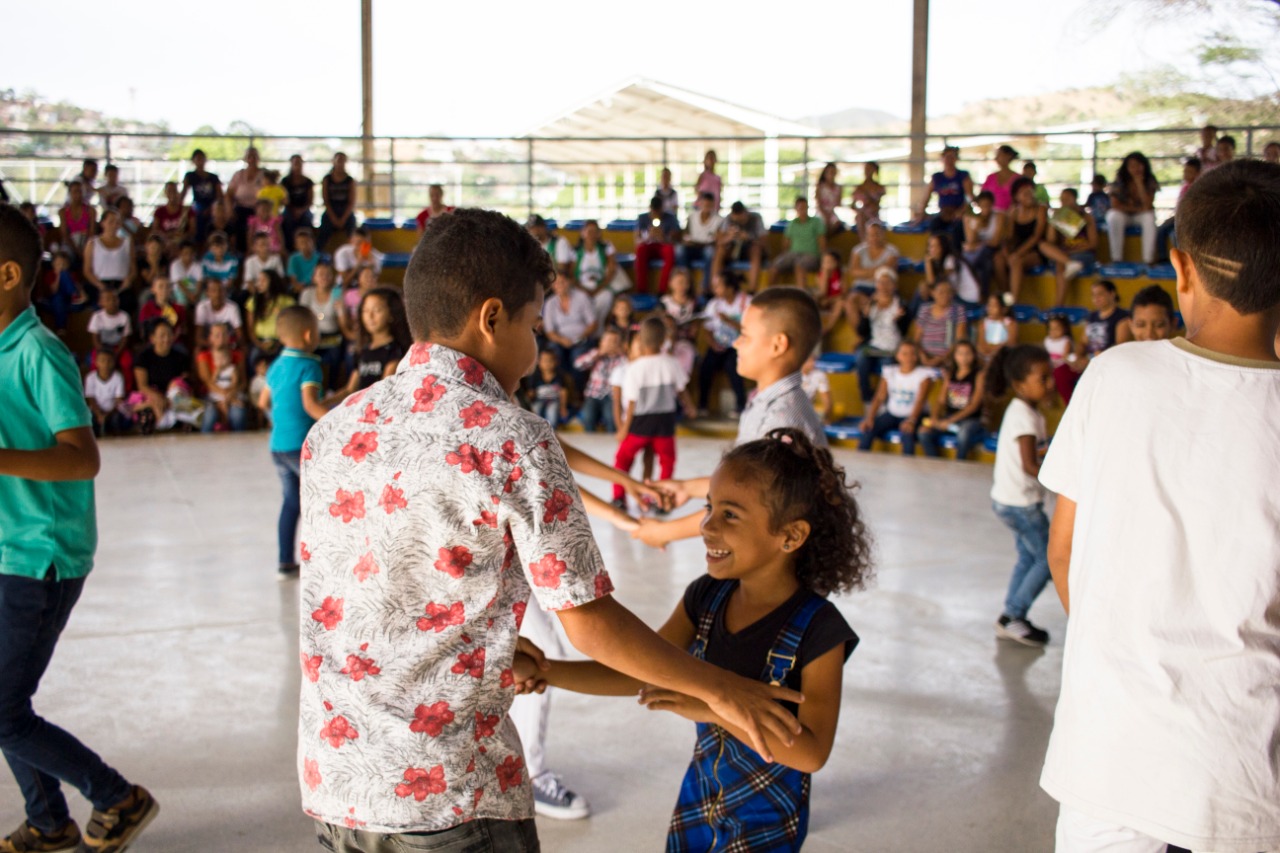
[785, 215, 825, 256]
[0, 306, 96, 580]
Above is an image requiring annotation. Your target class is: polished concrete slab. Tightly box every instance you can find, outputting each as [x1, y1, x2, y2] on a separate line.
[1, 433, 1065, 852]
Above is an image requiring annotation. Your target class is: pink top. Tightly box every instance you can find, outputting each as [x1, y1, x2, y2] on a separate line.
[248, 214, 283, 254]
[982, 172, 1017, 212]
[696, 171, 722, 210]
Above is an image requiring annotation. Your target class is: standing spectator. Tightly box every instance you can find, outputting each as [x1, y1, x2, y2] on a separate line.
[151, 181, 192, 253]
[57, 181, 94, 267]
[316, 152, 357, 253]
[286, 228, 321, 290]
[633, 195, 680, 294]
[69, 158, 99, 207]
[574, 326, 627, 433]
[573, 219, 622, 327]
[257, 170, 287, 217]
[815, 163, 843, 235]
[712, 201, 767, 292]
[698, 272, 750, 415]
[846, 220, 900, 293]
[1194, 123, 1219, 168]
[771, 197, 826, 291]
[921, 146, 974, 223]
[224, 147, 267, 254]
[1043, 188, 1097, 304]
[82, 210, 136, 310]
[280, 155, 315, 252]
[981, 145, 1020, 212]
[97, 164, 127, 211]
[912, 280, 968, 368]
[851, 162, 886, 237]
[1106, 152, 1160, 263]
[194, 278, 244, 348]
[168, 240, 204, 314]
[414, 183, 454, 231]
[526, 214, 574, 275]
[696, 150, 722, 211]
[1082, 279, 1132, 358]
[332, 227, 383, 288]
[919, 340, 987, 460]
[542, 272, 598, 386]
[858, 340, 932, 456]
[678, 191, 723, 288]
[181, 149, 223, 244]
[655, 167, 679, 217]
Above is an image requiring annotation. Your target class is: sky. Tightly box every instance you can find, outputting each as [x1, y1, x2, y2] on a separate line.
[0, 0, 1265, 138]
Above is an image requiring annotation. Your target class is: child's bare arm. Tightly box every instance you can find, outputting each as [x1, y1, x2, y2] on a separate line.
[257, 385, 272, 412]
[301, 384, 336, 421]
[1017, 434, 1041, 478]
[1049, 497, 1076, 614]
[0, 427, 99, 482]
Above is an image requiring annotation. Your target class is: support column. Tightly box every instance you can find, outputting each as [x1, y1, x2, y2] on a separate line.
[763, 135, 780, 222]
[909, 0, 929, 217]
[361, 0, 376, 217]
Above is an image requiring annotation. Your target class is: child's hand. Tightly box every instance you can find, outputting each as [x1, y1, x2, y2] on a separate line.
[627, 480, 672, 513]
[859, 417, 873, 432]
[511, 653, 548, 695]
[605, 503, 640, 533]
[631, 518, 671, 550]
[647, 478, 690, 509]
[638, 687, 715, 724]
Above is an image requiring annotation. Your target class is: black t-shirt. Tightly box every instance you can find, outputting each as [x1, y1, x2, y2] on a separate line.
[135, 346, 190, 392]
[356, 341, 405, 390]
[325, 174, 354, 214]
[284, 175, 314, 209]
[682, 576, 857, 714]
[183, 171, 221, 210]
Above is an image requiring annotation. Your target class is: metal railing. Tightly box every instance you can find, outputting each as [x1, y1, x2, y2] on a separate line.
[2, 125, 1276, 228]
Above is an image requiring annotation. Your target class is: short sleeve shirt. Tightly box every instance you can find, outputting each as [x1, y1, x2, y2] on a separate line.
[87, 309, 131, 348]
[195, 299, 243, 331]
[298, 342, 613, 833]
[737, 372, 828, 448]
[266, 348, 323, 452]
[990, 397, 1045, 506]
[784, 216, 825, 256]
[0, 308, 95, 580]
[288, 252, 320, 288]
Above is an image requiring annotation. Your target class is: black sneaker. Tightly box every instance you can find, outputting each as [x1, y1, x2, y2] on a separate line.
[136, 410, 156, 436]
[277, 563, 300, 583]
[995, 615, 1049, 647]
[77, 785, 158, 852]
[0, 820, 81, 853]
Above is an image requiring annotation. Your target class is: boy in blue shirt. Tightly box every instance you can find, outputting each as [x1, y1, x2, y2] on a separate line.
[258, 305, 346, 580]
[0, 205, 158, 853]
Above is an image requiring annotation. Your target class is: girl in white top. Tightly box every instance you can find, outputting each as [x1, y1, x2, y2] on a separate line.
[985, 344, 1055, 647]
[858, 340, 933, 456]
[978, 294, 1017, 361]
[83, 209, 135, 297]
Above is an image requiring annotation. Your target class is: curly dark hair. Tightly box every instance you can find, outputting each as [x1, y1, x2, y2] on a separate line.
[720, 428, 874, 596]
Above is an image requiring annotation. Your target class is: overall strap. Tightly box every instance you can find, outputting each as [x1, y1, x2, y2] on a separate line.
[690, 581, 735, 661]
[762, 594, 827, 686]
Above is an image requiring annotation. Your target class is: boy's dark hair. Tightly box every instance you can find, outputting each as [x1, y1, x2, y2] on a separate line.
[357, 286, 413, 353]
[942, 145, 959, 156]
[1185, 156, 1202, 170]
[1023, 160, 1037, 171]
[83, 158, 98, 169]
[1061, 188, 1079, 201]
[981, 344, 1052, 431]
[944, 340, 979, 378]
[354, 226, 369, 238]
[277, 305, 318, 341]
[1176, 160, 1280, 315]
[0, 203, 43, 291]
[192, 148, 205, 159]
[104, 163, 118, 173]
[1131, 284, 1175, 316]
[404, 208, 554, 340]
[750, 286, 822, 363]
[251, 270, 291, 330]
[1091, 174, 1107, 186]
[209, 231, 228, 246]
[649, 196, 664, 213]
[976, 190, 995, 204]
[794, 197, 808, 206]
[721, 428, 873, 596]
[295, 227, 313, 238]
[698, 191, 715, 202]
[730, 201, 747, 215]
[638, 316, 666, 350]
[1094, 278, 1119, 297]
[1218, 135, 1236, 148]
[1010, 176, 1034, 200]
[178, 239, 196, 251]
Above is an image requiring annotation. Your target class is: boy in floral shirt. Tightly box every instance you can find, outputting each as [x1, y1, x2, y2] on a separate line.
[298, 209, 803, 852]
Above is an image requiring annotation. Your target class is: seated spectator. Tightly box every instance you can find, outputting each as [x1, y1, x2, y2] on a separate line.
[246, 269, 296, 367]
[524, 348, 570, 426]
[414, 183, 455, 230]
[574, 219, 623, 327]
[697, 272, 750, 416]
[1129, 284, 1176, 342]
[816, 251, 845, 332]
[1002, 177, 1049, 305]
[1085, 174, 1110, 228]
[605, 292, 636, 337]
[243, 231, 285, 303]
[846, 219, 900, 293]
[298, 260, 346, 389]
[696, 150, 722, 211]
[257, 169, 287, 218]
[922, 233, 980, 307]
[117, 196, 144, 246]
[97, 163, 128, 210]
[139, 234, 168, 292]
[815, 163, 844, 235]
[38, 250, 88, 332]
[196, 322, 248, 433]
[912, 279, 968, 368]
[981, 145, 1020, 212]
[655, 168, 679, 217]
[526, 214, 574, 275]
[84, 349, 129, 437]
[851, 161, 886, 237]
[800, 348, 831, 422]
[634, 195, 681, 294]
[194, 278, 244, 349]
[573, 326, 627, 433]
[344, 286, 412, 393]
[712, 202, 766, 292]
[138, 277, 188, 345]
[341, 266, 380, 337]
[660, 269, 699, 376]
[542, 272, 599, 387]
[83, 209, 136, 307]
[130, 319, 194, 434]
[1213, 134, 1236, 169]
[919, 340, 987, 460]
[316, 152, 357, 253]
[247, 198, 285, 256]
[1021, 161, 1050, 206]
[678, 192, 722, 287]
[858, 340, 932, 455]
[1043, 313, 1082, 403]
[281, 154, 315, 252]
[850, 267, 905, 406]
[1195, 123, 1219, 168]
[1083, 279, 1133, 359]
[182, 148, 223, 244]
[771, 197, 826, 291]
[977, 293, 1017, 362]
[332, 227, 383, 287]
[1043, 187, 1097, 304]
[201, 232, 241, 293]
[287, 228, 322, 290]
[963, 190, 1004, 297]
[58, 180, 94, 266]
[152, 181, 193, 252]
[87, 287, 133, 380]
[1155, 158, 1202, 263]
[1264, 141, 1280, 164]
[1106, 152, 1160, 263]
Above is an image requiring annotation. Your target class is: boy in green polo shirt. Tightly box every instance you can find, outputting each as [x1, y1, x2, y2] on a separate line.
[771, 197, 827, 292]
[0, 205, 158, 852]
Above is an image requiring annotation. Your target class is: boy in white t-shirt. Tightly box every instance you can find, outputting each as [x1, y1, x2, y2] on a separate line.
[1039, 160, 1280, 852]
[84, 349, 127, 436]
[86, 287, 131, 356]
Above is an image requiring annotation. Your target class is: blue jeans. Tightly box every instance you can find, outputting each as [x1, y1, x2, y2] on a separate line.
[855, 348, 894, 408]
[201, 399, 248, 433]
[272, 450, 302, 566]
[316, 818, 539, 852]
[316, 344, 346, 392]
[698, 346, 746, 412]
[0, 571, 131, 833]
[546, 340, 594, 393]
[993, 501, 1052, 620]
[675, 243, 714, 292]
[858, 412, 917, 455]
[578, 396, 615, 433]
[920, 417, 986, 460]
[532, 399, 560, 426]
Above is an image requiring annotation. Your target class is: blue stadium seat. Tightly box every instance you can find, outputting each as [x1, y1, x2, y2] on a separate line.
[1045, 306, 1089, 325]
[631, 294, 659, 313]
[362, 218, 397, 230]
[383, 252, 412, 269]
[891, 222, 929, 234]
[937, 433, 959, 450]
[543, 219, 558, 230]
[1028, 265, 1050, 277]
[729, 261, 753, 273]
[769, 220, 788, 233]
[896, 258, 925, 274]
[606, 219, 634, 231]
[1011, 304, 1041, 323]
[616, 253, 636, 266]
[1125, 225, 1142, 236]
[983, 435, 999, 453]
[825, 418, 864, 441]
[1146, 263, 1176, 280]
[1173, 311, 1184, 329]
[400, 219, 419, 230]
[884, 430, 904, 445]
[561, 220, 586, 232]
[814, 353, 858, 373]
[1097, 262, 1146, 279]
[966, 306, 987, 322]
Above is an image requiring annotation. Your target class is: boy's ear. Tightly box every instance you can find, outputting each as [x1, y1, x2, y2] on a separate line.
[771, 330, 792, 359]
[475, 297, 505, 344]
[1170, 247, 1199, 325]
[0, 260, 25, 294]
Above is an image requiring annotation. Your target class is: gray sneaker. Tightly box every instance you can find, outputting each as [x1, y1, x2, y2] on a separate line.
[996, 615, 1049, 647]
[531, 772, 590, 820]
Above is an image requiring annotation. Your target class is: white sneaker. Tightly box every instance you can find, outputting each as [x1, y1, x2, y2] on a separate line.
[531, 772, 590, 820]
[1064, 260, 1084, 281]
[1001, 292, 1015, 307]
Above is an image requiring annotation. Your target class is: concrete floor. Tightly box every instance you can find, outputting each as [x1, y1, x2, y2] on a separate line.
[1, 433, 1066, 852]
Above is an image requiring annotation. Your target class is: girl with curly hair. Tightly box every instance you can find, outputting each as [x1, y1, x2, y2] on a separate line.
[515, 427, 873, 852]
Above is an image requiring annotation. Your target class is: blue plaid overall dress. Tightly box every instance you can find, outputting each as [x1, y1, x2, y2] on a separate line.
[666, 580, 827, 852]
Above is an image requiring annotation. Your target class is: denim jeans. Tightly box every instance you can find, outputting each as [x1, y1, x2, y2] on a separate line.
[201, 400, 248, 433]
[0, 572, 131, 833]
[578, 396, 615, 433]
[532, 399, 560, 427]
[855, 348, 894, 408]
[992, 501, 1052, 620]
[698, 346, 746, 412]
[858, 412, 917, 455]
[920, 417, 986, 460]
[675, 243, 715, 292]
[315, 818, 540, 852]
[272, 450, 302, 566]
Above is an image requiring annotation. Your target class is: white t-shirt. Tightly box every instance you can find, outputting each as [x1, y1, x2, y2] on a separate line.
[195, 299, 243, 330]
[333, 244, 385, 277]
[242, 253, 284, 285]
[1037, 339, 1280, 851]
[621, 353, 688, 417]
[608, 360, 628, 391]
[685, 211, 724, 245]
[575, 242, 616, 288]
[801, 369, 829, 402]
[882, 365, 932, 418]
[170, 257, 204, 285]
[84, 371, 125, 412]
[851, 242, 900, 283]
[868, 299, 903, 353]
[87, 309, 131, 348]
[990, 397, 1045, 507]
[541, 236, 575, 268]
[1044, 334, 1073, 367]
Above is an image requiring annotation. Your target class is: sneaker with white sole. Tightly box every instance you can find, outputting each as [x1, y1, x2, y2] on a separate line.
[1064, 260, 1084, 281]
[995, 615, 1049, 647]
[531, 772, 590, 820]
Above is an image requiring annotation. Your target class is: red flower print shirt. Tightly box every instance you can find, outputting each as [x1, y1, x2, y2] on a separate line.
[298, 342, 613, 833]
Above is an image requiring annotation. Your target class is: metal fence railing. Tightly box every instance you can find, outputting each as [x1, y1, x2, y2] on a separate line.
[2, 125, 1276, 228]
